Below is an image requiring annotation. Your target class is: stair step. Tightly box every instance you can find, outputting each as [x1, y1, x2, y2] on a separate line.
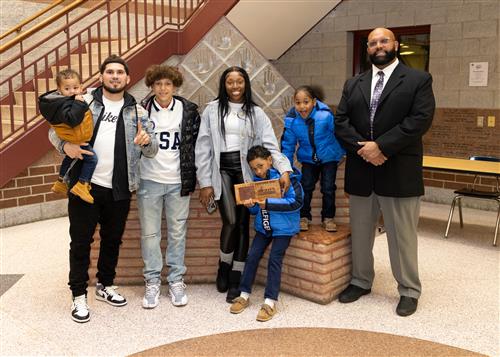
[1, 105, 37, 122]
[70, 53, 102, 67]
[14, 91, 37, 106]
[50, 65, 68, 78]
[1, 122, 17, 136]
[68, 57, 101, 79]
[34, 78, 57, 93]
[85, 40, 127, 57]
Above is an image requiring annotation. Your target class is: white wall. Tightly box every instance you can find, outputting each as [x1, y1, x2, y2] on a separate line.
[226, 0, 341, 60]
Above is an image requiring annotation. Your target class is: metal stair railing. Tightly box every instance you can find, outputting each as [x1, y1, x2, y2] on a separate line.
[0, 0, 67, 42]
[0, 0, 205, 148]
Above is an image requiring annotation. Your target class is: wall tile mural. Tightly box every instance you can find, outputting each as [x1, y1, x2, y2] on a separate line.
[176, 17, 295, 138]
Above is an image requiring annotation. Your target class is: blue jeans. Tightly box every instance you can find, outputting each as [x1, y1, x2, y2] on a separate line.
[300, 161, 338, 221]
[60, 144, 97, 183]
[137, 179, 190, 283]
[239, 232, 291, 300]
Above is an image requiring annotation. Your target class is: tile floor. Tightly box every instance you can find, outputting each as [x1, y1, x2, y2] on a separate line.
[1, 201, 498, 357]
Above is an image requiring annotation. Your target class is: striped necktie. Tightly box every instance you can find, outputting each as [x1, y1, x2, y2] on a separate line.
[369, 71, 384, 140]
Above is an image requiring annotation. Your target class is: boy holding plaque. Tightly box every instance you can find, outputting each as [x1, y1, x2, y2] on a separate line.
[229, 146, 303, 321]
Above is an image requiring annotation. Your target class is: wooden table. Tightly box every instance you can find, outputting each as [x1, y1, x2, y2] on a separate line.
[423, 156, 500, 175]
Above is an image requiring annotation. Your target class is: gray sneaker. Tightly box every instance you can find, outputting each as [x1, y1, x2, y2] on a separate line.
[169, 281, 188, 306]
[142, 278, 161, 309]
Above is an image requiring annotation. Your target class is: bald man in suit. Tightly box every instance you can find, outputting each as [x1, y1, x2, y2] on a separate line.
[335, 27, 435, 316]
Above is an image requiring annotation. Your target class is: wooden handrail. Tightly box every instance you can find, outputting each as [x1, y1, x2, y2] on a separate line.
[0, 0, 88, 53]
[0, 0, 67, 41]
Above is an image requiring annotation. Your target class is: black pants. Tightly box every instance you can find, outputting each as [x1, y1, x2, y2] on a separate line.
[68, 184, 130, 297]
[218, 151, 249, 263]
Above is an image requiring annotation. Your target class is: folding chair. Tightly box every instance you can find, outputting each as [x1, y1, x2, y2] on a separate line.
[444, 156, 500, 246]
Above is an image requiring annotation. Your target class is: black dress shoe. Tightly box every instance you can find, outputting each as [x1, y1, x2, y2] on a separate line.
[396, 296, 418, 316]
[338, 284, 371, 303]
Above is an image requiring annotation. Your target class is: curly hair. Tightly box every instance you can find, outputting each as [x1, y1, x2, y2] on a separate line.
[144, 64, 183, 87]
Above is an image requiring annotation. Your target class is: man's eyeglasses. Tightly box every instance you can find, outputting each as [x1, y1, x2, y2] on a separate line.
[367, 38, 393, 48]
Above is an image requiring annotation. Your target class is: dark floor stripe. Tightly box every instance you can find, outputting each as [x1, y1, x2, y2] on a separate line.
[0, 274, 24, 297]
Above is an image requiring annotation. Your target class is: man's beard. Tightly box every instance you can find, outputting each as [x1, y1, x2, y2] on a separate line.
[369, 48, 397, 66]
[102, 82, 126, 94]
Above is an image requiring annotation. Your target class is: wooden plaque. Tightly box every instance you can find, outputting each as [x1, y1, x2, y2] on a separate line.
[234, 179, 281, 205]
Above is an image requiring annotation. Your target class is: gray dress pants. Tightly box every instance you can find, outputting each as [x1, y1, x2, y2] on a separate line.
[349, 193, 421, 299]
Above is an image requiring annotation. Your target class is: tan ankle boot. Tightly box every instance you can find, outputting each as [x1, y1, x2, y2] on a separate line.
[51, 180, 68, 197]
[70, 182, 94, 204]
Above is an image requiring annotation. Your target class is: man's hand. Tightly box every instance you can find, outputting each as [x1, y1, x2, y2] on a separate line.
[357, 141, 387, 166]
[63, 142, 93, 160]
[369, 153, 387, 166]
[199, 186, 215, 208]
[134, 121, 150, 146]
[279, 171, 291, 196]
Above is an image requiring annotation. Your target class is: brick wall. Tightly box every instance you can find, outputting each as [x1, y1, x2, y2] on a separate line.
[90, 161, 349, 286]
[424, 169, 499, 192]
[0, 150, 58, 209]
[93, 198, 352, 304]
[256, 226, 352, 304]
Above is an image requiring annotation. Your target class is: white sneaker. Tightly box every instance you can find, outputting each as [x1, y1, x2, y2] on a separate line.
[142, 279, 161, 309]
[95, 283, 127, 307]
[71, 295, 90, 323]
[169, 281, 188, 306]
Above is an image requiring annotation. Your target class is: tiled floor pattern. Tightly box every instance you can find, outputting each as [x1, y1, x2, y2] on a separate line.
[0, 202, 498, 357]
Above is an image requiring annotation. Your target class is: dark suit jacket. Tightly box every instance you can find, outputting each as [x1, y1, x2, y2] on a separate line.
[335, 62, 435, 197]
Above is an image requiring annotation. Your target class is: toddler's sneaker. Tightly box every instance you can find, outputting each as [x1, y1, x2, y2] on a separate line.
[256, 303, 276, 322]
[142, 278, 161, 309]
[169, 281, 188, 306]
[71, 294, 90, 323]
[95, 283, 127, 306]
[70, 181, 94, 204]
[322, 218, 338, 232]
[230, 296, 249, 314]
[51, 180, 68, 197]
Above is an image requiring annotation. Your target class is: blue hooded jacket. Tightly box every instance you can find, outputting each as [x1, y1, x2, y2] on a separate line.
[248, 167, 303, 237]
[281, 100, 345, 165]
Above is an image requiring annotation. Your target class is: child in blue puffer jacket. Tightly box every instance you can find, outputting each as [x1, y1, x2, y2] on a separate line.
[281, 85, 345, 232]
[229, 145, 303, 322]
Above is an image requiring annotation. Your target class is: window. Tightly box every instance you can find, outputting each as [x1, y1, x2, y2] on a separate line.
[352, 25, 430, 75]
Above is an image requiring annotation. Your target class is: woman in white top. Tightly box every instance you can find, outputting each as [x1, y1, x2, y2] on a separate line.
[195, 66, 292, 303]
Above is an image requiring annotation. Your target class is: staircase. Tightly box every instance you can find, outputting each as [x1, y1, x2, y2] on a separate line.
[1, 39, 125, 132]
[0, 0, 238, 188]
